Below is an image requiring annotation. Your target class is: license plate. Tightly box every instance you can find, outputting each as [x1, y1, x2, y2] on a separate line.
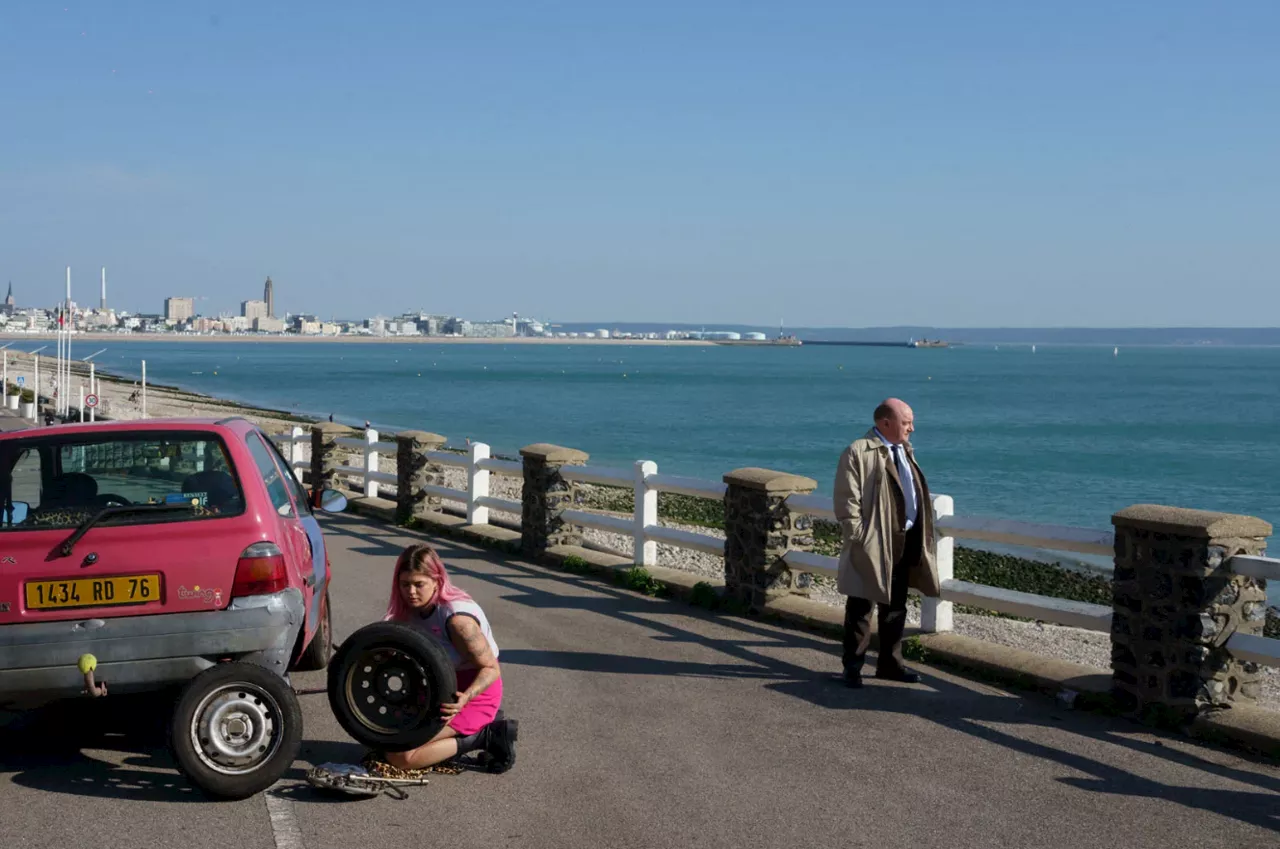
[25, 574, 162, 610]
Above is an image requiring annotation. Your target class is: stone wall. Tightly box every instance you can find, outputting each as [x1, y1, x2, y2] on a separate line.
[394, 430, 447, 525]
[520, 443, 588, 556]
[723, 468, 817, 609]
[310, 423, 354, 499]
[1111, 504, 1272, 723]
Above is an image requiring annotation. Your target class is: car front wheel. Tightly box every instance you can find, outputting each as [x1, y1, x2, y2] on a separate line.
[170, 662, 303, 799]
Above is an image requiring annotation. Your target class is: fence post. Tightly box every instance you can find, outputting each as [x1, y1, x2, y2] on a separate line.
[722, 468, 818, 610]
[468, 442, 491, 525]
[364, 429, 381, 499]
[394, 431, 448, 526]
[288, 426, 306, 482]
[634, 460, 657, 567]
[921, 494, 955, 633]
[1110, 505, 1271, 725]
[519, 443, 588, 558]
[310, 422, 354, 498]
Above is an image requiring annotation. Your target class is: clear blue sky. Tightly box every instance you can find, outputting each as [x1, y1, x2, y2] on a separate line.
[2, 2, 1277, 326]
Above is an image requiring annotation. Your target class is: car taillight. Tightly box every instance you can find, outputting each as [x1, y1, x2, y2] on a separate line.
[232, 542, 288, 597]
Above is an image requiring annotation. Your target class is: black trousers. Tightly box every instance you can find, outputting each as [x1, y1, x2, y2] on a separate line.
[843, 521, 922, 676]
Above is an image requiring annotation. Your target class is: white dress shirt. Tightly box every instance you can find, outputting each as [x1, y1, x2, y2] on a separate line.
[874, 428, 918, 531]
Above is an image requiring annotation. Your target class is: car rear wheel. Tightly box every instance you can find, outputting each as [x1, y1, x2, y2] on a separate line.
[170, 662, 303, 799]
[327, 622, 457, 750]
[294, 590, 332, 671]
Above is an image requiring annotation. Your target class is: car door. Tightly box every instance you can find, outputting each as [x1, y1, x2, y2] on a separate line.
[243, 433, 313, 607]
[252, 431, 327, 627]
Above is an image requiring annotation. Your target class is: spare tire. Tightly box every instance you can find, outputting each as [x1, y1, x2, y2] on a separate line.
[327, 622, 457, 750]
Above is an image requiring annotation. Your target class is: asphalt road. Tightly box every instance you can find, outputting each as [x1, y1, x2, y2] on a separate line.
[2, 512, 1278, 849]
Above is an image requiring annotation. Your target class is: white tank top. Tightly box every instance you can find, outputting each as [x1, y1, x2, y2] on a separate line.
[405, 599, 499, 671]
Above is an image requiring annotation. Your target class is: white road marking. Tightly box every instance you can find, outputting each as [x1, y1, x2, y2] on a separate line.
[265, 783, 306, 849]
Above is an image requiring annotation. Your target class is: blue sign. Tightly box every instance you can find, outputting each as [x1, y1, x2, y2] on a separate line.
[15, 377, 24, 387]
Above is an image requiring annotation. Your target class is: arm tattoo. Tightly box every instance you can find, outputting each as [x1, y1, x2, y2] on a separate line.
[449, 614, 495, 667]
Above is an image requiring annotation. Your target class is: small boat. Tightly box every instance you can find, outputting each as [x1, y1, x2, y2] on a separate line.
[1113, 347, 1119, 357]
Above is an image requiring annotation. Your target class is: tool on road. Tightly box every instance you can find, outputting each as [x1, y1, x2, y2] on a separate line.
[305, 754, 461, 799]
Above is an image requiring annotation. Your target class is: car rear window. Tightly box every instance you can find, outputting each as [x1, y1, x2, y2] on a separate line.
[0, 431, 246, 531]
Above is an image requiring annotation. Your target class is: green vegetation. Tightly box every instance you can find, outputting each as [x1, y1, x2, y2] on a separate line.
[689, 581, 723, 610]
[902, 635, 928, 663]
[560, 554, 593, 574]
[617, 566, 668, 597]
[582, 486, 725, 530]
[660, 492, 726, 529]
[954, 548, 1113, 607]
[813, 520, 841, 556]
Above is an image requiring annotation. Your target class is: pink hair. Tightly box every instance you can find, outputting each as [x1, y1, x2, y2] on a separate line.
[384, 543, 473, 621]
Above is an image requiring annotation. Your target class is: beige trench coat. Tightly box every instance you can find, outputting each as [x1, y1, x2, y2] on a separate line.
[833, 429, 939, 604]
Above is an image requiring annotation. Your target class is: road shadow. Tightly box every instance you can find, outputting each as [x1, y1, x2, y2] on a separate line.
[356, 524, 1280, 834]
[0, 695, 211, 803]
[0, 696, 392, 806]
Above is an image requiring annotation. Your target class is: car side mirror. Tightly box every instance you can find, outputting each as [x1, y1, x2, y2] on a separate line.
[318, 489, 347, 514]
[5, 501, 29, 525]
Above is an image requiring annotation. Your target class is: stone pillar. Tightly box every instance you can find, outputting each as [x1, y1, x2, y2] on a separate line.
[520, 443, 588, 557]
[394, 430, 448, 526]
[310, 423, 354, 497]
[1110, 505, 1272, 724]
[723, 468, 818, 610]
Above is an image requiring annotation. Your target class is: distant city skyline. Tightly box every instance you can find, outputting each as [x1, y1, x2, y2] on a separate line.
[2, 3, 1278, 326]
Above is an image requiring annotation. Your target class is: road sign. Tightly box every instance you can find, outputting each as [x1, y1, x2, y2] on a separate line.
[15, 376, 24, 387]
[85, 394, 99, 408]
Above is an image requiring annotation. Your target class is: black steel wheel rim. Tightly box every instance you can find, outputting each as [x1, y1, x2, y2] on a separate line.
[342, 644, 434, 735]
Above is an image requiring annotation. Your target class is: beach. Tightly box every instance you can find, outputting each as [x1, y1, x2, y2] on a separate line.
[3, 348, 310, 433]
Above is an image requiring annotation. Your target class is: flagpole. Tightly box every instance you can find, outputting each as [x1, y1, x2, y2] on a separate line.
[64, 266, 72, 417]
[56, 307, 63, 417]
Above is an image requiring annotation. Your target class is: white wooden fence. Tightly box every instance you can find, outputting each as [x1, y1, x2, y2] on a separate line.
[272, 427, 1278, 669]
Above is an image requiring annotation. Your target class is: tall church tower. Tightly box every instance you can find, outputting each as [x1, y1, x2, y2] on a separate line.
[264, 276, 275, 318]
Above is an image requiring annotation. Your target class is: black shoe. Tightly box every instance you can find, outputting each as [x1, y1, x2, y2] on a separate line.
[875, 667, 921, 684]
[485, 718, 519, 774]
[842, 672, 864, 689]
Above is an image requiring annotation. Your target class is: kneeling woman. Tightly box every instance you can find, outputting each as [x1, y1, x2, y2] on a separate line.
[382, 543, 517, 772]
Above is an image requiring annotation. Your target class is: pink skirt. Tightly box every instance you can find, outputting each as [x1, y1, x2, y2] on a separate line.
[448, 668, 503, 736]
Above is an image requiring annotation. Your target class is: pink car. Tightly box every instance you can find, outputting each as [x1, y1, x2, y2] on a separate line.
[0, 416, 345, 798]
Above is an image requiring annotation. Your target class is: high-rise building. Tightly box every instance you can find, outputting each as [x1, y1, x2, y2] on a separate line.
[100, 267, 107, 310]
[264, 276, 275, 318]
[242, 299, 268, 320]
[165, 297, 195, 321]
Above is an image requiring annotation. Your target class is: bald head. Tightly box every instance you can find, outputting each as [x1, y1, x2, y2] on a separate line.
[873, 398, 914, 444]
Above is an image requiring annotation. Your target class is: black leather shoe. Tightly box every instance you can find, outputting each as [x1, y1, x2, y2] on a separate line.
[843, 673, 864, 689]
[875, 668, 921, 684]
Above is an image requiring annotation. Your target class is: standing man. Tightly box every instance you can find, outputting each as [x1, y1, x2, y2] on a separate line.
[833, 398, 940, 688]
